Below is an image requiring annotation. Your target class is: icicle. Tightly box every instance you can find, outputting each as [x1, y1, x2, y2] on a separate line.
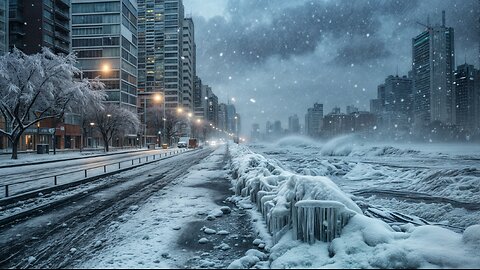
[293, 200, 356, 244]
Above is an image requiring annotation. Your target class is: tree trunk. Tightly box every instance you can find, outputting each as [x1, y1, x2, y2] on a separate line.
[103, 134, 109, 152]
[10, 136, 20, 160]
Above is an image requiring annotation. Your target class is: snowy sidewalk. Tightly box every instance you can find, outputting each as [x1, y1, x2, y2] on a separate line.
[72, 145, 266, 268]
[0, 147, 152, 168]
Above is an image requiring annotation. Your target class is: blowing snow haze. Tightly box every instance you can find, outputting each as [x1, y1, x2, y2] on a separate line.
[184, 0, 480, 136]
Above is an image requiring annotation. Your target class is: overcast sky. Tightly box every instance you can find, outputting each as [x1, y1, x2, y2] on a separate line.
[183, 0, 480, 136]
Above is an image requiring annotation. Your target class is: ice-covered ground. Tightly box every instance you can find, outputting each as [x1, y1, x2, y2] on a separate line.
[229, 140, 480, 268]
[248, 135, 480, 230]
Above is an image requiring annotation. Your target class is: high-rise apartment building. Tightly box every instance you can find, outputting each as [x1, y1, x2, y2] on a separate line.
[9, 0, 70, 55]
[193, 76, 205, 118]
[182, 18, 195, 110]
[288, 114, 300, 134]
[225, 104, 236, 133]
[71, 0, 138, 112]
[217, 103, 227, 131]
[305, 103, 323, 137]
[412, 12, 455, 126]
[384, 75, 413, 116]
[454, 63, 480, 131]
[137, 0, 185, 112]
[207, 91, 218, 127]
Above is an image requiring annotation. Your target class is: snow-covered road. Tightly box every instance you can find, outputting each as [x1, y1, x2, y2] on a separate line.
[0, 148, 185, 198]
[0, 145, 268, 269]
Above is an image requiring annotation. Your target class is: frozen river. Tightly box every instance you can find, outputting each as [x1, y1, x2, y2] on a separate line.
[248, 135, 480, 230]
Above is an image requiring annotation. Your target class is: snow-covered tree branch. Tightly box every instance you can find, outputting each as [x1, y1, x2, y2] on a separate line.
[0, 48, 106, 159]
[87, 104, 140, 152]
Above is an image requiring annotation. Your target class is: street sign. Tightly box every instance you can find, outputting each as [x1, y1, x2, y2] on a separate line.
[49, 128, 55, 134]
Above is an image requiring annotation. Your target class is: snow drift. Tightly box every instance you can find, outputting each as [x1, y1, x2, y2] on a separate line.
[229, 143, 480, 268]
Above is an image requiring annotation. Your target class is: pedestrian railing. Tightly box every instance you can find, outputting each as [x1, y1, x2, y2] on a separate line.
[1, 149, 188, 199]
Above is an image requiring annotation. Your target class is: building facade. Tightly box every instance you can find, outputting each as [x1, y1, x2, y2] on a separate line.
[412, 13, 455, 126]
[182, 17, 195, 110]
[72, 0, 138, 111]
[454, 63, 479, 131]
[137, 0, 184, 110]
[288, 114, 300, 134]
[0, 0, 7, 54]
[305, 103, 323, 137]
[9, 0, 70, 55]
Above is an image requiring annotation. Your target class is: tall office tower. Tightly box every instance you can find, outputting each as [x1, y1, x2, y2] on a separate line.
[9, 0, 70, 55]
[234, 113, 241, 135]
[72, 0, 138, 111]
[193, 76, 205, 118]
[377, 84, 386, 111]
[0, 0, 7, 55]
[182, 18, 195, 110]
[288, 114, 300, 134]
[305, 103, 323, 137]
[454, 63, 479, 131]
[225, 103, 236, 133]
[412, 11, 455, 126]
[137, 0, 184, 112]
[384, 75, 413, 116]
[217, 103, 227, 131]
[207, 91, 218, 127]
[251, 123, 260, 141]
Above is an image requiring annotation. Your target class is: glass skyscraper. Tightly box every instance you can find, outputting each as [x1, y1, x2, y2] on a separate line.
[71, 0, 138, 111]
[412, 12, 455, 126]
[137, 0, 185, 110]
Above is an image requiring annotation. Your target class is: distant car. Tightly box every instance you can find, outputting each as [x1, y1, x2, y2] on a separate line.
[177, 141, 187, 148]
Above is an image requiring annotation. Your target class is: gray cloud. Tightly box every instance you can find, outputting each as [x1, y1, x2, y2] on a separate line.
[196, 0, 422, 66]
[188, 0, 480, 135]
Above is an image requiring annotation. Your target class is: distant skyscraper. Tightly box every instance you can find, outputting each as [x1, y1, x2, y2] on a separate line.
[218, 103, 227, 131]
[207, 90, 218, 127]
[193, 76, 204, 118]
[370, 99, 382, 115]
[251, 123, 260, 141]
[377, 84, 386, 111]
[346, 105, 359, 115]
[10, 0, 70, 55]
[0, 0, 7, 55]
[384, 75, 413, 117]
[273, 120, 282, 135]
[454, 63, 479, 131]
[226, 104, 236, 133]
[72, 0, 138, 111]
[182, 18, 196, 110]
[412, 11, 455, 125]
[288, 114, 300, 134]
[305, 103, 323, 137]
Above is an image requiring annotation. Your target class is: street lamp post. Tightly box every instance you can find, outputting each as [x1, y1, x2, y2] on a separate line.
[144, 93, 162, 148]
[89, 122, 95, 148]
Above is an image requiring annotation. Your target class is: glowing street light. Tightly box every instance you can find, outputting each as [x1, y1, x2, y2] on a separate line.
[102, 63, 110, 73]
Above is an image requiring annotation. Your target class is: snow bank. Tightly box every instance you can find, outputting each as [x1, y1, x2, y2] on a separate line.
[230, 143, 362, 244]
[230, 143, 480, 268]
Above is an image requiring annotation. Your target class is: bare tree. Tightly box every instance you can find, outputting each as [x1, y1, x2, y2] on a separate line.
[0, 48, 105, 159]
[89, 104, 140, 152]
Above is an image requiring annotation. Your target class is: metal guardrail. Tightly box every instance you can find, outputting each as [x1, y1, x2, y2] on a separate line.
[2, 149, 187, 198]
